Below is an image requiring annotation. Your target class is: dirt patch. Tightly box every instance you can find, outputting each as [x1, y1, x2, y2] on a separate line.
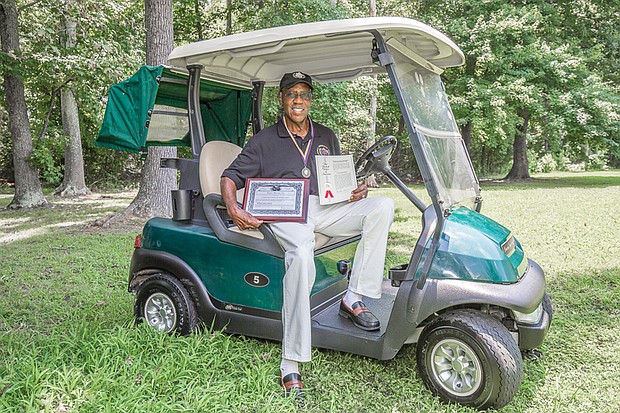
[85, 214, 146, 234]
[0, 190, 144, 242]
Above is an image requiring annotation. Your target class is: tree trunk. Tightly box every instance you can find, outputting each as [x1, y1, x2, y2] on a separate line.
[194, 0, 203, 40]
[505, 107, 531, 180]
[56, 3, 90, 197]
[0, 0, 46, 208]
[57, 87, 90, 196]
[226, 0, 232, 35]
[460, 55, 475, 153]
[460, 120, 472, 150]
[108, 0, 176, 223]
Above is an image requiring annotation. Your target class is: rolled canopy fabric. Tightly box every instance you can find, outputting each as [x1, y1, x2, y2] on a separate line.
[96, 65, 252, 153]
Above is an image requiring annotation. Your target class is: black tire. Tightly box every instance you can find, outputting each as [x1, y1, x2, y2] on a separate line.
[134, 273, 197, 335]
[416, 309, 523, 410]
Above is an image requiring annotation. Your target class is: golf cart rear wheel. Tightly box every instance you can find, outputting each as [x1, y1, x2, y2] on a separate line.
[134, 273, 197, 335]
[417, 309, 523, 410]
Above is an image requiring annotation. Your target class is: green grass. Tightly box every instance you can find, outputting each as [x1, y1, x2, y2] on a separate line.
[1, 171, 619, 412]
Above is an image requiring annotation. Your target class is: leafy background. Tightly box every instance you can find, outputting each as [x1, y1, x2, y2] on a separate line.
[1, 0, 619, 188]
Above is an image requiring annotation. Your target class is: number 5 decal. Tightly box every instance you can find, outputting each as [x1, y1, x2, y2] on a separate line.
[244, 272, 270, 287]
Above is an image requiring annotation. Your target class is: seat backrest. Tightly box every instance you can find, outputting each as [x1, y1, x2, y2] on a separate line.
[199, 141, 244, 203]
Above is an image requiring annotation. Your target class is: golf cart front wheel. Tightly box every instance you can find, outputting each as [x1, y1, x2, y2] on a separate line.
[134, 273, 197, 335]
[417, 309, 523, 410]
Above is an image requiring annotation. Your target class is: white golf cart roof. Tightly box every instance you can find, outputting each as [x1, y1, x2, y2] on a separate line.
[167, 17, 464, 89]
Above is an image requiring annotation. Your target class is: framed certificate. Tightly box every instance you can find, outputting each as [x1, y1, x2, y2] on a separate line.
[243, 178, 310, 222]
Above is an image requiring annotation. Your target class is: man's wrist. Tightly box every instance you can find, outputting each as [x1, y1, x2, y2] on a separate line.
[225, 202, 241, 216]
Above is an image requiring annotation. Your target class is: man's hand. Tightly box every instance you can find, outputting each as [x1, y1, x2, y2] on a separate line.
[220, 177, 264, 230]
[229, 206, 264, 230]
[349, 181, 369, 202]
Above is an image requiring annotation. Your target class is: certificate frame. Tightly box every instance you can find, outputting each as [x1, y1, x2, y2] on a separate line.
[243, 178, 310, 222]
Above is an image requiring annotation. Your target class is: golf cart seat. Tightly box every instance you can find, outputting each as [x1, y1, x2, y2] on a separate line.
[198, 140, 342, 250]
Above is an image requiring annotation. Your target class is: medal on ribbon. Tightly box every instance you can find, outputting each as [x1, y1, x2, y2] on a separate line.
[283, 117, 315, 178]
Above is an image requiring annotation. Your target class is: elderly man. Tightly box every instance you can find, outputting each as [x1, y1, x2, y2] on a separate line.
[220, 71, 394, 397]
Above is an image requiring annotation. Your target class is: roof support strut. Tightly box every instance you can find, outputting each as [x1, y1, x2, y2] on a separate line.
[187, 64, 206, 157]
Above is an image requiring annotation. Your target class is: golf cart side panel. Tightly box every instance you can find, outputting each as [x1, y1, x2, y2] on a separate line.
[128, 245, 349, 344]
[137, 218, 355, 313]
[129, 246, 284, 339]
[140, 218, 283, 311]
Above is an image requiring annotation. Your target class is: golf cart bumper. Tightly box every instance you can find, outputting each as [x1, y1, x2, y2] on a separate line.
[512, 258, 551, 349]
[516, 308, 550, 350]
[406, 258, 550, 350]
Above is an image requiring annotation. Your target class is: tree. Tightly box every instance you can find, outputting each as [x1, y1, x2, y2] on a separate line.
[56, 0, 90, 197]
[0, 0, 146, 190]
[0, 0, 46, 208]
[109, 0, 176, 222]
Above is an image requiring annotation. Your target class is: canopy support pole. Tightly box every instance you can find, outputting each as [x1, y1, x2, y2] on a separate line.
[187, 64, 206, 157]
[251, 81, 265, 135]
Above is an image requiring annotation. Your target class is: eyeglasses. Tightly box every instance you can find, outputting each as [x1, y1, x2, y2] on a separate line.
[283, 91, 312, 101]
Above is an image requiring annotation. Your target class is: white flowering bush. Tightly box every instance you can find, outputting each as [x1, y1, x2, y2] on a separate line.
[587, 152, 609, 170]
[536, 153, 558, 173]
[566, 162, 586, 172]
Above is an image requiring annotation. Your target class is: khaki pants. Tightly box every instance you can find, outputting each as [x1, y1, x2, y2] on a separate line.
[270, 195, 394, 362]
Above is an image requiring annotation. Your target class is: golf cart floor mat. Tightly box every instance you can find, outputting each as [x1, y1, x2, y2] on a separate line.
[312, 280, 399, 337]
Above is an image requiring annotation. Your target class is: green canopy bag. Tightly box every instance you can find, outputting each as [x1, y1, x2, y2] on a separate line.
[96, 65, 253, 153]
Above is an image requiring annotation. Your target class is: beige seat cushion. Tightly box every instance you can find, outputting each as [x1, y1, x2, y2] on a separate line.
[199, 141, 263, 239]
[199, 141, 245, 204]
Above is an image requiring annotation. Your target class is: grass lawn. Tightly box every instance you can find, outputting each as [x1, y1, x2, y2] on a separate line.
[1, 170, 619, 412]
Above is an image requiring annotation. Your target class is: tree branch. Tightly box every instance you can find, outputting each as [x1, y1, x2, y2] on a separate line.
[17, 0, 43, 13]
[37, 76, 75, 142]
[37, 86, 59, 143]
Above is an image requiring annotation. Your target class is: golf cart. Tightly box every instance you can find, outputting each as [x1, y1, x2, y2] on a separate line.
[96, 17, 551, 409]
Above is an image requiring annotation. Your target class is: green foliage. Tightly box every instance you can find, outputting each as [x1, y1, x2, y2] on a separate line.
[423, 0, 620, 177]
[231, 0, 349, 30]
[30, 133, 65, 186]
[0, 0, 145, 187]
[1, 0, 620, 186]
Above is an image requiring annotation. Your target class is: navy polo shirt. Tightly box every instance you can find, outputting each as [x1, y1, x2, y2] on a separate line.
[222, 119, 340, 195]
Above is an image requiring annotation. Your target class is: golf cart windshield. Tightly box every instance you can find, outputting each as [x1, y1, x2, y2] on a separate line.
[386, 42, 479, 211]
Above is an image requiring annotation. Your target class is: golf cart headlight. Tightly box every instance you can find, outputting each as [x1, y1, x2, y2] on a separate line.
[512, 303, 543, 325]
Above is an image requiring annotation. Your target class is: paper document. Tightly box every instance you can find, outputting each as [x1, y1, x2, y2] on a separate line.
[315, 155, 357, 205]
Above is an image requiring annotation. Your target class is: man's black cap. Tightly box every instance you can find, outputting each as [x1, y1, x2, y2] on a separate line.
[279, 71, 313, 91]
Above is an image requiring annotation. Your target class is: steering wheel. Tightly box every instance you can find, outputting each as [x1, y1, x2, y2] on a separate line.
[355, 136, 398, 180]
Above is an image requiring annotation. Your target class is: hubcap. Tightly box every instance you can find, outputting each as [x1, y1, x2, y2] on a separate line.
[144, 292, 177, 333]
[430, 338, 482, 397]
